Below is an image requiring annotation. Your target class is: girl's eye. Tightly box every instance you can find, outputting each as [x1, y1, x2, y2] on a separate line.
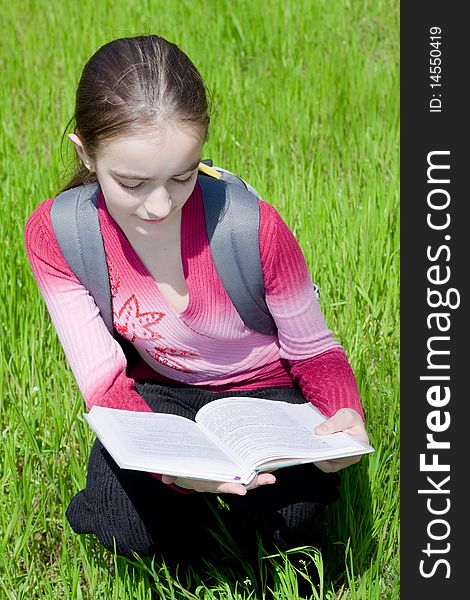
[173, 173, 194, 185]
[118, 172, 194, 192]
[119, 182, 144, 191]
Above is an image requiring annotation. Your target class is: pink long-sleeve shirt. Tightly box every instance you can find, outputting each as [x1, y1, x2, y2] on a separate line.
[24, 180, 364, 490]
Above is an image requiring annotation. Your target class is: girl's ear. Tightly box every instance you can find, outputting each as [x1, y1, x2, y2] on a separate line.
[68, 133, 94, 171]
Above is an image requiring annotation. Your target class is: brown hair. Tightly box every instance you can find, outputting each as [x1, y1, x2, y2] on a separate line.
[57, 35, 212, 195]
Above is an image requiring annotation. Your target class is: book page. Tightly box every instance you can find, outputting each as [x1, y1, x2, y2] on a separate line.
[196, 397, 371, 468]
[84, 407, 246, 480]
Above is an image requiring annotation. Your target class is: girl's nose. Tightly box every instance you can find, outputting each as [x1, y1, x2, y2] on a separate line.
[143, 187, 172, 219]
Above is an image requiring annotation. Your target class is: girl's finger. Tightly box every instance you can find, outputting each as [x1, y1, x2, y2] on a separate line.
[215, 482, 247, 495]
[257, 473, 276, 485]
[161, 474, 178, 484]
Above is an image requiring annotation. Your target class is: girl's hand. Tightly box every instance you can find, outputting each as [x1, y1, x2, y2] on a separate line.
[314, 408, 369, 473]
[160, 472, 276, 494]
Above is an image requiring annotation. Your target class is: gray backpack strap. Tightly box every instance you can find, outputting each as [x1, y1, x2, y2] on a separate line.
[210, 166, 320, 304]
[214, 166, 264, 200]
[50, 181, 114, 334]
[197, 173, 277, 336]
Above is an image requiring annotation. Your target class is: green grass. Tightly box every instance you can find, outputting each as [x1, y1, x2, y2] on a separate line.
[0, 0, 399, 598]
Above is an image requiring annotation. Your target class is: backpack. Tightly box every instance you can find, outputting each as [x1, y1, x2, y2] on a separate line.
[50, 161, 319, 339]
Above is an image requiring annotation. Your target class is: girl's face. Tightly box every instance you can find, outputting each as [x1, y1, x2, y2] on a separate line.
[76, 125, 204, 237]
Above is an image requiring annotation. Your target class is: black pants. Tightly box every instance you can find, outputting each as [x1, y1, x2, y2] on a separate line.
[66, 384, 340, 564]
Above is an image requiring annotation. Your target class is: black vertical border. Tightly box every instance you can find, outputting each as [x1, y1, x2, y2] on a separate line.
[401, 3, 466, 598]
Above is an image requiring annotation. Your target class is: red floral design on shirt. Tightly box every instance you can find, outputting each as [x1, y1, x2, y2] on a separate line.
[114, 293, 200, 372]
[105, 252, 121, 298]
[146, 346, 199, 372]
[114, 294, 165, 342]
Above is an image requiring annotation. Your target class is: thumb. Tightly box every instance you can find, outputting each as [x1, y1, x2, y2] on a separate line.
[315, 412, 345, 435]
[315, 408, 358, 435]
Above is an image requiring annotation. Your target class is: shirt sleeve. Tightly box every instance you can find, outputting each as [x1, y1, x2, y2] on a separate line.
[24, 198, 151, 413]
[288, 349, 365, 422]
[259, 200, 365, 421]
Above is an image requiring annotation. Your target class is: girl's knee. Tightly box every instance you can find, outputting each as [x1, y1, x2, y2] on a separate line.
[97, 523, 157, 558]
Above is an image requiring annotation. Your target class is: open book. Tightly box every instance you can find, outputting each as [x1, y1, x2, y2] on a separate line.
[84, 397, 374, 487]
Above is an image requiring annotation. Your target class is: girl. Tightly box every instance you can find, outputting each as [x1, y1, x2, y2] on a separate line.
[24, 35, 368, 566]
